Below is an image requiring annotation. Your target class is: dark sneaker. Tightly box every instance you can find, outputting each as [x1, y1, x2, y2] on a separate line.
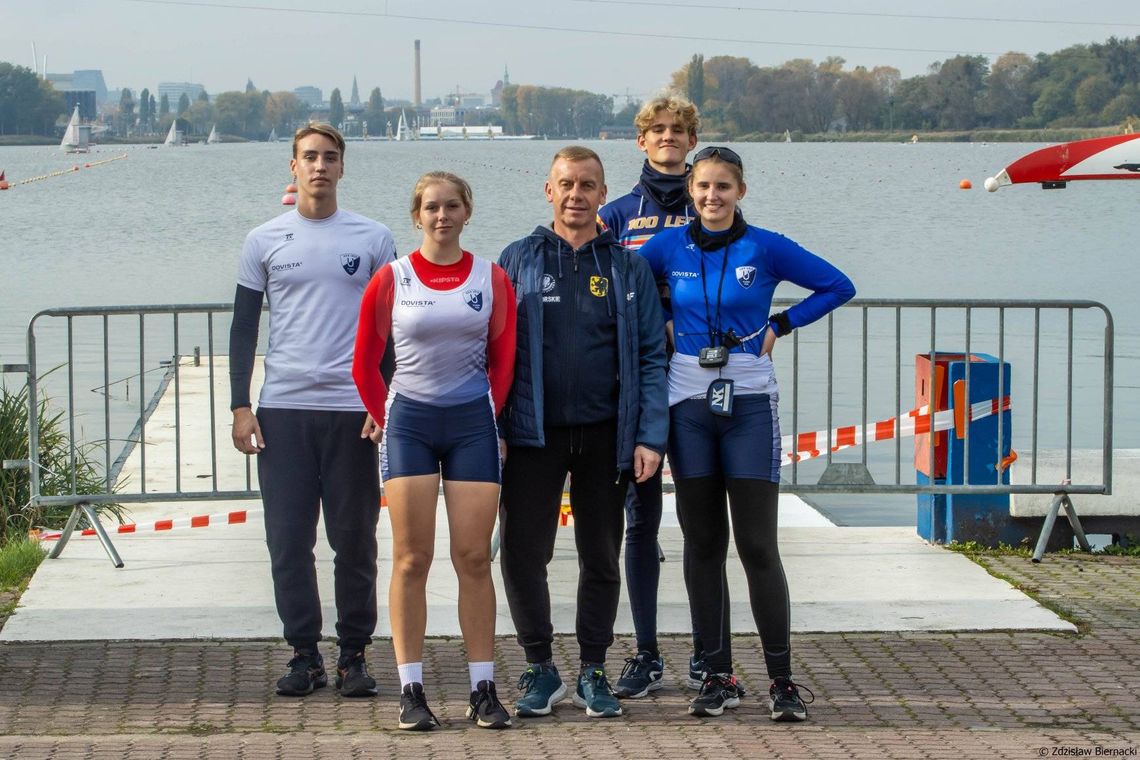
[335, 651, 377, 698]
[769, 676, 814, 722]
[614, 650, 664, 698]
[572, 667, 623, 718]
[466, 680, 512, 729]
[685, 655, 705, 690]
[275, 650, 327, 696]
[515, 663, 567, 717]
[689, 673, 744, 717]
[398, 682, 440, 731]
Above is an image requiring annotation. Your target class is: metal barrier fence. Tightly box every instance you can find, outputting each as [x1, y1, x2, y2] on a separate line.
[5, 298, 1114, 565]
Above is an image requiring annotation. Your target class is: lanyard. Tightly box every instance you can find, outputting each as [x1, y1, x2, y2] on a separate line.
[699, 243, 731, 347]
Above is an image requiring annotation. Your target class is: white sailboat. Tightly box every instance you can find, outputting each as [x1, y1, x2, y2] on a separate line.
[206, 124, 220, 144]
[267, 127, 278, 142]
[163, 119, 183, 147]
[395, 110, 410, 142]
[60, 105, 89, 153]
[783, 129, 792, 143]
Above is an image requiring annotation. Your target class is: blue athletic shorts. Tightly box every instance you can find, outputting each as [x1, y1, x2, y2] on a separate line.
[381, 394, 501, 483]
[667, 394, 781, 482]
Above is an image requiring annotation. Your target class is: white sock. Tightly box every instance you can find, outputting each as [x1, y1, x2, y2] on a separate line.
[469, 661, 495, 691]
[398, 662, 423, 689]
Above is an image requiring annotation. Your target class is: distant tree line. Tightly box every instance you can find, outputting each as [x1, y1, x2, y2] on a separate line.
[499, 84, 614, 137]
[0, 63, 63, 135]
[674, 36, 1140, 137]
[3, 34, 1138, 140]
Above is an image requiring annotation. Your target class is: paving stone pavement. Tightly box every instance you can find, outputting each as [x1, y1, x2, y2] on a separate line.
[0, 554, 1136, 759]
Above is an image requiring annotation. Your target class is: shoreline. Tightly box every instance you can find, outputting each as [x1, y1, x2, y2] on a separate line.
[1, 126, 1129, 148]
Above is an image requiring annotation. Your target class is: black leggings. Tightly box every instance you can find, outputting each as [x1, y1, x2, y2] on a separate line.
[674, 475, 791, 679]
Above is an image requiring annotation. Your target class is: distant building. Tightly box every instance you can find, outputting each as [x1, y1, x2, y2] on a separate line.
[72, 70, 109, 104]
[460, 94, 485, 108]
[45, 69, 108, 118]
[350, 76, 361, 107]
[598, 125, 639, 140]
[293, 86, 323, 107]
[158, 82, 205, 109]
[490, 65, 510, 107]
[430, 105, 465, 126]
[63, 91, 98, 122]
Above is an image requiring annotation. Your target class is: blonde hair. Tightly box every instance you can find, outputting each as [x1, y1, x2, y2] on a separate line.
[634, 94, 701, 139]
[292, 123, 345, 158]
[410, 171, 474, 225]
[549, 145, 605, 182]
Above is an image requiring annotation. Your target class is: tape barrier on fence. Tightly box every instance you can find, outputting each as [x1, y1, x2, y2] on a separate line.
[37, 395, 1008, 540]
[782, 394, 1011, 466]
[35, 509, 260, 541]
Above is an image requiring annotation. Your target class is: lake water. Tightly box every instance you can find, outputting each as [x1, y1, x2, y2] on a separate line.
[1, 139, 1135, 524]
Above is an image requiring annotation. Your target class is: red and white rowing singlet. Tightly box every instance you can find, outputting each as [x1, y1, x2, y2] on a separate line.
[388, 254, 494, 405]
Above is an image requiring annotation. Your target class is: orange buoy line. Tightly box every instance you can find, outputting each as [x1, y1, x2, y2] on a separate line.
[1, 153, 128, 189]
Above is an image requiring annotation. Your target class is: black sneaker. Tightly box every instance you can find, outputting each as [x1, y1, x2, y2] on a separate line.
[614, 650, 664, 698]
[399, 682, 441, 731]
[688, 673, 744, 717]
[685, 655, 705, 690]
[769, 676, 814, 721]
[466, 680, 512, 729]
[275, 650, 327, 696]
[335, 651, 377, 698]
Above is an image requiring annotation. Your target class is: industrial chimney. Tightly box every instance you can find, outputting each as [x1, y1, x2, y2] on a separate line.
[414, 40, 422, 108]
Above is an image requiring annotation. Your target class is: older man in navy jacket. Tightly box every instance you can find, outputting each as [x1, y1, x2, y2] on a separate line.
[497, 145, 667, 720]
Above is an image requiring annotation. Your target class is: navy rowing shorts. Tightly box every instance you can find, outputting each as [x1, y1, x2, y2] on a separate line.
[381, 394, 501, 483]
[668, 394, 782, 482]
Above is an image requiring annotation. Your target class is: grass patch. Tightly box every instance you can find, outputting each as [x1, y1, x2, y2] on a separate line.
[1, 377, 127, 542]
[0, 536, 46, 591]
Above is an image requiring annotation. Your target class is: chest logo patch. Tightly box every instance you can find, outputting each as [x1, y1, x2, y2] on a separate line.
[541, 273, 557, 294]
[464, 289, 484, 312]
[340, 254, 361, 275]
[736, 265, 757, 289]
[590, 276, 609, 298]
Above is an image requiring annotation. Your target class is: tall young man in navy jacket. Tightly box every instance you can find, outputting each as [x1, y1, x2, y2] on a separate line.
[598, 94, 703, 698]
[498, 146, 667, 719]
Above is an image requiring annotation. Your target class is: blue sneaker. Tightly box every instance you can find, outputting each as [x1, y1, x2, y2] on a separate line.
[515, 663, 567, 717]
[572, 667, 623, 718]
[614, 650, 664, 698]
[685, 655, 705, 690]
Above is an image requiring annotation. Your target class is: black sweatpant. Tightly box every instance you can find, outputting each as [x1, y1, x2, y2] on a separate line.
[674, 475, 792, 679]
[500, 421, 630, 665]
[256, 408, 380, 653]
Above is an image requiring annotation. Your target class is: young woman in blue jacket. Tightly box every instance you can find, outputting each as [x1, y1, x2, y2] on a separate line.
[638, 146, 855, 721]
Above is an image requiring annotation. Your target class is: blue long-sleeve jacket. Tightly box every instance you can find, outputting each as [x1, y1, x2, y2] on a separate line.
[498, 225, 668, 472]
[638, 223, 855, 358]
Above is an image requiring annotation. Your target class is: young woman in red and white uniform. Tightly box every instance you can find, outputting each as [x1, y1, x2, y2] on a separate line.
[352, 172, 517, 731]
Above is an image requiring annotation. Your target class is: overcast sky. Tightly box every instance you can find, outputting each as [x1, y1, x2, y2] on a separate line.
[4, 0, 1138, 105]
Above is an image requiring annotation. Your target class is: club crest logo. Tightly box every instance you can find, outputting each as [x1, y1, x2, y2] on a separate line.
[590, 276, 609, 298]
[340, 254, 361, 275]
[541, 273, 556, 294]
[464, 289, 484, 312]
[736, 265, 757, 289]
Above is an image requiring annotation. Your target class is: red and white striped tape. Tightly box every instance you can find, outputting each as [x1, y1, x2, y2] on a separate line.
[38, 396, 1009, 540]
[36, 509, 261, 542]
[782, 395, 1010, 466]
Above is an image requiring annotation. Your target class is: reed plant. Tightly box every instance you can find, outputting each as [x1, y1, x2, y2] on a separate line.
[0, 379, 126, 544]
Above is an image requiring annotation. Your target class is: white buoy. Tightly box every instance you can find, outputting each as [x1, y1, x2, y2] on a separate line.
[984, 177, 999, 193]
